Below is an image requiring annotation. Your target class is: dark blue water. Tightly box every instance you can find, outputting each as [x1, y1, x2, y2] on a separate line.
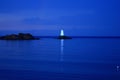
[0, 38, 120, 80]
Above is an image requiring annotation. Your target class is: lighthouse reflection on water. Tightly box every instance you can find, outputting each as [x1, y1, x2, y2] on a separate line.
[60, 30, 64, 61]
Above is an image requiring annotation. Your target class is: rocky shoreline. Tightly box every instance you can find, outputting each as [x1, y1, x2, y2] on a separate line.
[0, 33, 39, 40]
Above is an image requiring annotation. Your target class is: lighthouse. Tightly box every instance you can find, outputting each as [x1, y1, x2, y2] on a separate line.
[60, 29, 64, 36]
[57, 29, 72, 39]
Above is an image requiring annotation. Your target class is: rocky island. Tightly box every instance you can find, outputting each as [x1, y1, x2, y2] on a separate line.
[0, 33, 39, 40]
[57, 36, 72, 39]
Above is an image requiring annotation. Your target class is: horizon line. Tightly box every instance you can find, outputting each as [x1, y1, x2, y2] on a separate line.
[35, 36, 120, 38]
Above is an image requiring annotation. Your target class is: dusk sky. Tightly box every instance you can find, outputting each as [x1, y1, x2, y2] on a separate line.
[0, 0, 120, 36]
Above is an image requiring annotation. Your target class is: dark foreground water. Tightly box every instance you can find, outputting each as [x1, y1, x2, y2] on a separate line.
[0, 38, 120, 80]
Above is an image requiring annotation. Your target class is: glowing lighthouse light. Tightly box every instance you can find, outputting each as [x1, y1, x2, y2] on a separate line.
[60, 29, 64, 36]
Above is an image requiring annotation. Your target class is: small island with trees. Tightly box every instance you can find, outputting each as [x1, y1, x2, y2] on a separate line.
[0, 33, 39, 40]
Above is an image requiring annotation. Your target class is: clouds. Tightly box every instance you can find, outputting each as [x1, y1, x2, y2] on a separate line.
[0, 7, 94, 24]
[0, 7, 118, 31]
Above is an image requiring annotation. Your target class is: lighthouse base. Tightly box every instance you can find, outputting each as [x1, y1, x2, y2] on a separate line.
[57, 36, 72, 39]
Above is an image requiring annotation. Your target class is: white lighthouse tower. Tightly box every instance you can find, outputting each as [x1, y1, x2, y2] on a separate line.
[60, 29, 64, 36]
[58, 29, 71, 39]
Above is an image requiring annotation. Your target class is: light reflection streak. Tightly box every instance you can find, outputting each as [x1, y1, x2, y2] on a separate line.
[60, 39, 64, 61]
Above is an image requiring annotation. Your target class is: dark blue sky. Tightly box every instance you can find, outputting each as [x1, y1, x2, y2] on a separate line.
[0, 0, 120, 36]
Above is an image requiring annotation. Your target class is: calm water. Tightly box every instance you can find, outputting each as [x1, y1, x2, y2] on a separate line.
[0, 38, 120, 80]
